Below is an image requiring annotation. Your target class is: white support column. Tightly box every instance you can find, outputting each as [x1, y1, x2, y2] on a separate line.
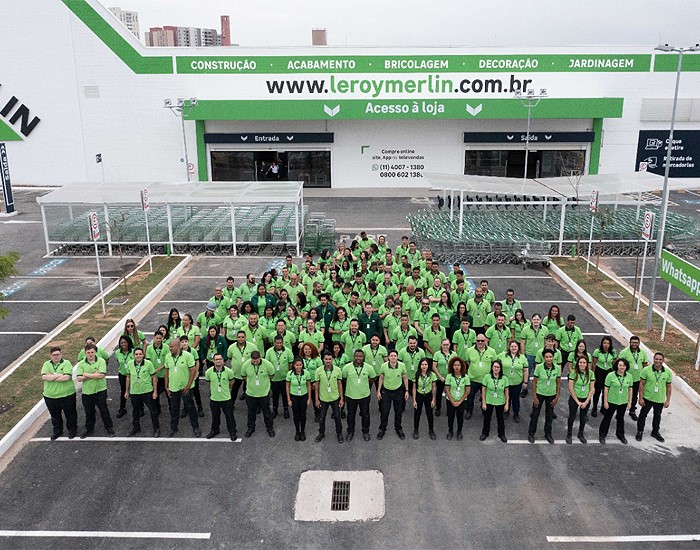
[450, 189, 454, 221]
[103, 203, 112, 256]
[636, 190, 642, 221]
[295, 200, 300, 257]
[459, 190, 464, 237]
[558, 197, 566, 256]
[543, 196, 547, 222]
[230, 203, 237, 257]
[166, 204, 174, 253]
[40, 204, 50, 255]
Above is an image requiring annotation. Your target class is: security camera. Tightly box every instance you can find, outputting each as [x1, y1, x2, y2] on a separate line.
[190, 98, 198, 106]
[164, 99, 172, 107]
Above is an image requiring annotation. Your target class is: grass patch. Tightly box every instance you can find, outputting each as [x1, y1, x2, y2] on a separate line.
[0, 256, 185, 438]
[554, 257, 700, 394]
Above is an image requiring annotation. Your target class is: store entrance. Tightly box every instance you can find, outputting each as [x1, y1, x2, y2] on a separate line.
[465, 150, 585, 178]
[210, 150, 331, 187]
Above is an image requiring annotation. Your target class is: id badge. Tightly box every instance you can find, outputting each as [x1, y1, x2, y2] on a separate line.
[357, 378, 362, 384]
[297, 387, 302, 395]
[217, 384, 222, 392]
[455, 389, 461, 398]
[654, 385, 659, 393]
[619, 388, 623, 394]
[493, 391, 498, 398]
[634, 364, 639, 370]
[255, 378, 260, 386]
[327, 385, 332, 393]
[479, 361, 483, 368]
[547, 379, 551, 386]
[510, 368, 514, 376]
[276, 365, 280, 371]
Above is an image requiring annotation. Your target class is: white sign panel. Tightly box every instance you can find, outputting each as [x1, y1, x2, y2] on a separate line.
[641, 210, 655, 241]
[589, 189, 599, 213]
[88, 211, 100, 241]
[141, 188, 150, 212]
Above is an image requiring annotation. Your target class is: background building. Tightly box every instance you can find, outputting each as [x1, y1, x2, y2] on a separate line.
[108, 7, 139, 39]
[312, 28, 327, 46]
[221, 16, 231, 46]
[144, 26, 175, 47]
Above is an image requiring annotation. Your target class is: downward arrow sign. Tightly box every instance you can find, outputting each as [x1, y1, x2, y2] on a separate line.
[240, 136, 248, 141]
[506, 135, 514, 140]
[466, 103, 483, 117]
[286, 135, 294, 141]
[545, 134, 552, 140]
[324, 104, 340, 117]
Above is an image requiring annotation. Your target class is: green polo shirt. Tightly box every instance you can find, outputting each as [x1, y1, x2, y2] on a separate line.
[521, 325, 548, 356]
[398, 347, 426, 380]
[341, 331, 367, 362]
[241, 359, 275, 397]
[466, 298, 491, 329]
[605, 371, 633, 406]
[485, 325, 510, 356]
[127, 359, 156, 395]
[535, 348, 563, 367]
[222, 315, 246, 341]
[392, 326, 417, 351]
[342, 362, 377, 400]
[379, 361, 406, 391]
[76, 357, 108, 395]
[533, 363, 561, 397]
[114, 349, 134, 376]
[287, 369, 310, 396]
[165, 350, 196, 392]
[465, 346, 498, 382]
[423, 326, 446, 354]
[593, 349, 616, 372]
[432, 350, 456, 378]
[483, 374, 510, 406]
[510, 320, 530, 345]
[640, 366, 672, 403]
[412, 308, 435, 333]
[146, 343, 168, 378]
[41, 359, 75, 399]
[362, 344, 388, 370]
[265, 347, 294, 382]
[302, 356, 323, 379]
[176, 325, 200, 342]
[570, 371, 593, 400]
[77, 347, 110, 363]
[315, 366, 343, 402]
[243, 325, 268, 355]
[498, 352, 528, 386]
[205, 366, 235, 401]
[618, 347, 649, 382]
[445, 373, 470, 401]
[502, 299, 522, 321]
[556, 326, 583, 355]
[268, 329, 297, 349]
[299, 329, 324, 350]
[227, 342, 257, 379]
[452, 329, 477, 360]
[415, 372, 437, 395]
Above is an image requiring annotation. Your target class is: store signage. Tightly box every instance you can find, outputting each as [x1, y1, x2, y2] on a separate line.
[0, 143, 15, 214]
[204, 132, 334, 144]
[635, 130, 700, 178]
[0, 84, 41, 139]
[464, 132, 594, 143]
[641, 210, 655, 241]
[660, 249, 700, 302]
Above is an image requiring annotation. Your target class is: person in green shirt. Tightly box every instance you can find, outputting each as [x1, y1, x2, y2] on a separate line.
[520, 313, 548, 373]
[510, 309, 530, 348]
[636, 352, 672, 442]
[567, 340, 592, 374]
[398, 336, 426, 397]
[452, 316, 477, 361]
[342, 349, 377, 442]
[485, 313, 510, 357]
[450, 281, 470, 311]
[124, 348, 159, 438]
[286, 357, 312, 441]
[145, 331, 170, 415]
[298, 318, 325, 354]
[114, 335, 134, 419]
[556, 314, 583, 374]
[591, 335, 616, 416]
[527, 349, 561, 444]
[239, 273, 258, 303]
[301, 342, 323, 421]
[432, 338, 456, 417]
[197, 302, 223, 335]
[179, 337, 204, 419]
[423, 314, 446, 356]
[543, 304, 564, 335]
[165, 337, 200, 437]
[464, 336, 498, 419]
[329, 306, 350, 344]
[480, 360, 509, 442]
[502, 288, 522, 323]
[241, 351, 276, 438]
[341, 319, 367, 363]
[122, 318, 146, 352]
[376, 350, 409, 440]
[498, 340, 529, 423]
[599, 358, 634, 444]
[227, 330, 257, 405]
[566, 356, 594, 444]
[266, 335, 294, 419]
[200, 325, 229, 370]
[41, 346, 78, 440]
[466, 287, 491, 335]
[221, 305, 244, 346]
[251, 283, 277, 317]
[444, 356, 470, 440]
[362, 334, 388, 372]
[177, 314, 201, 351]
[314, 353, 345, 443]
[204, 354, 237, 441]
[412, 358, 437, 440]
[76, 344, 114, 439]
[617, 335, 649, 421]
[391, 313, 418, 352]
[77, 336, 110, 363]
[244, 312, 269, 356]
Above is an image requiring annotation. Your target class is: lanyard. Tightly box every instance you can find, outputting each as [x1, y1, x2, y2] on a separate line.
[133, 361, 144, 380]
[274, 350, 284, 367]
[323, 368, 334, 386]
[653, 369, 663, 383]
[370, 347, 380, 362]
[453, 375, 464, 392]
[354, 365, 364, 381]
[419, 374, 432, 392]
[544, 366, 555, 384]
[632, 350, 640, 364]
[294, 372, 304, 390]
[51, 360, 64, 373]
[153, 346, 164, 361]
[617, 374, 626, 391]
[214, 368, 224, 387]
[491, 375, 501, 393]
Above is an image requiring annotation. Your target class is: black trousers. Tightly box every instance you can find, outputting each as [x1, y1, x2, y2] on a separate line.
[414, 391, 434, 432]
[567, 395, 589, 435]
[170, 390, 199, 432]
[44, 394, 78, 437]
[246, 395, 273, 431]
[592, 368, 610, 411]
[231, 379, 245, 403]
[637, 400, 664, 433]
[599, 403, 627, 438]
[528, 394, 555, 437]
[155, 377, 170, 414]
[131, 392, 159, 431]
[379, 387, 404, 432]
[210, 399, 236, 435]
[482, 403, 505, 437]
[319, 399, 342, 436]
[465, 381, 482, 414]
[434, 379, 445, 412]
[117, 373, 128, 412]
[346, 396, 370, 434]
[630, 381, 640, 413]
[447, 400, 466, 434]
[270, 380, 288, 412]
[82, 389, 113, 431]
[192, 376, 203, 411]
[290, 394, 308, 434]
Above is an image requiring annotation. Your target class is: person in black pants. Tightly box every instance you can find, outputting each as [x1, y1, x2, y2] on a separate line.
[528, 350, 561, 444]
[314, 353, 345, 443]
[412, 358, 437, 439]
[376, 350, 409, 440]
[125, 348, 160, 437]
[636, 352, 673, 443]
[180, 339, 204, 419]
[41, 347, 78, 440]
[599, 358, 633, 445]
[241, 352, 276, 438]
[566, 356, 594, 444]
[342, 350, 376, 442]
[480, 360, 509, 443]
[287, 357, 312, 441]
[444, 357, 470, 440]
[204, 354, 237, 441]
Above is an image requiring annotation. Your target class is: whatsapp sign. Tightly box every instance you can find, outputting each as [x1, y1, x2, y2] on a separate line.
[660, 249, 700, 301]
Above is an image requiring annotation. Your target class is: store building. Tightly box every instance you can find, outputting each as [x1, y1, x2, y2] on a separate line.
[2, 0, 700, 189]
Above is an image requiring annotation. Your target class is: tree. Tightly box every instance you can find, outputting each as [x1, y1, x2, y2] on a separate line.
[0, 252, 19, 319]
[593, 207, 614, 277]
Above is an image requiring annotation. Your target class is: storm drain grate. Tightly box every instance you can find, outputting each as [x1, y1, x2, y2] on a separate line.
[601, 291, 623, 300]
[331, 481, 350, 511]
[107, 297, 129, 306]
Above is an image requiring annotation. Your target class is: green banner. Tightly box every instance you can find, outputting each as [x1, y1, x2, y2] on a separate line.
[654, 53, 700, 72]
[660, 249, 700, 301]
[184, 97, 623, 121]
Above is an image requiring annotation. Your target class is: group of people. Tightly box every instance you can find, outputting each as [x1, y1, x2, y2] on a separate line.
[41, 233, 674, 445]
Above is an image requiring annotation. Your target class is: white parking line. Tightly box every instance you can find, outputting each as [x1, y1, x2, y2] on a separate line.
[520, 300, 577, 304]
[0, 332, 48, 336]
[0, 530, 211, 540]
[547, 534, 700, 543]
[1, 300, 88, 304]
[31, 437, 241, 443]
[508, 439, 619, 445]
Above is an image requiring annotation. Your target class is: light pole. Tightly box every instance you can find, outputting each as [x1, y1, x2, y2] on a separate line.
[645, 44, 700, 332]
[164, 98, 198, 181]
[515, 88, 547, 180]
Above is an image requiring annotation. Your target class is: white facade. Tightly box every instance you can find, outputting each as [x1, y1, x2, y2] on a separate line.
[1, 0, 700, 189]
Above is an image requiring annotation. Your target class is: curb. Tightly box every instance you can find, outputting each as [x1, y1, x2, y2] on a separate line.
[550, 263, 700, 411]
[0, 255, 192, 460]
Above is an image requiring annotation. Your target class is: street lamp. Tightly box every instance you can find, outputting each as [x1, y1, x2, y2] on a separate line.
[515, 88, 547, 180]
[645, 44, 700, 331]
[164, 98, 198, 181]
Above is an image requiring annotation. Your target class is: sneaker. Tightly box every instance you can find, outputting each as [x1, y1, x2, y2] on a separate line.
[499, 435, 508, 443]
[545, 434, 554, 444]
[527, 434, 535, 444]
[167, 431, 176, 437]
[315, 433, 325, 443]
[456, 432, 463, 441]
[412, 431, 419, 440]
[566, 435, 572, 444]
[337, 433, 344, 443]
[363, 433, 370, 441]
[651, 431, 665, 442]
[591, 409, 598, 418]
[300, 432, 306, 441]
[294, 432, 301, 441]
[618, 434, 628, 444]
[267, 429, 275, 438]
[376, 430, 385, 440]
[578, 433, 587, 444]
[128, 428, 140, 437]
[635, 430, 643, 442]
[283, 409, 290, 419]
[194, 429, 202, 438]
[230, 432, 237, 441]
[153, 429, 161, 438]
[206, 431, 219, 439]
[435, 409, 441, 417]
[106, 427, 115, 437]
[629, 412, 638, 421]
[79, 430, 93, 440]
[599, 437, 606, 444]
[479, 434, 488, 441]
[68, 432, 76, 440]
[513, 414, 520, 423]
[429, 431, 436, 440]
[116, 409, 127, 419]
[346, 432, 354, 442]
[50, 432, 62, 441]
[446, 432, 453, 440]
[244, 430, 254, 438]
[396, 430, 406, 440]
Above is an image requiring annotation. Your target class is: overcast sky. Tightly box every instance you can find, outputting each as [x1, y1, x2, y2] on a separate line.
[119, 0, 700, 48]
